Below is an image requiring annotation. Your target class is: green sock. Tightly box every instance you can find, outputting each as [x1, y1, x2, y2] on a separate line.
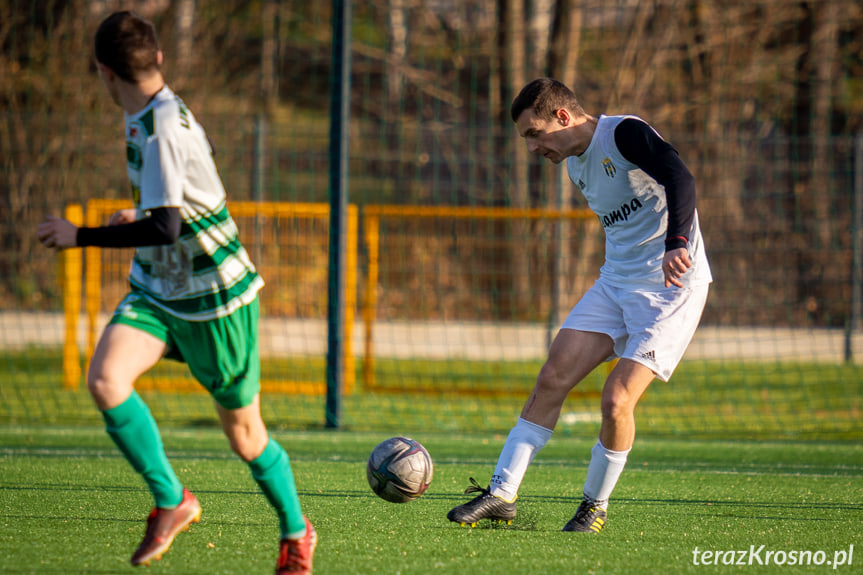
[249, 437, 305, 538]
[102, 391, 183, 509]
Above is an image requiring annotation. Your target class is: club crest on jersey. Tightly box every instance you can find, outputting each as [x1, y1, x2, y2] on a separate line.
[602, 158, 616, 178]
[128, 119, 146, 141]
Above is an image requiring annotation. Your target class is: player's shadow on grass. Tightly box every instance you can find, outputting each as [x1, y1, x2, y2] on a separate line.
[617, 496, 863, 512]
[0, 482, 150, 493]
[519, 492, 863, 511]
[2, 511, 263, 532]
[2, 482, 415, 500]
[1, 513, 142, 524]
[513, 494, 862, 522]
[428, 512, 542, 532]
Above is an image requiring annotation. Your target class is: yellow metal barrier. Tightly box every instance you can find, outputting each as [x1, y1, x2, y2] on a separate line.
[62, 203, 83, 389]
[66, 200, 358, 396]
[65, 201, 598, 397]
[360, 205, 595, 394]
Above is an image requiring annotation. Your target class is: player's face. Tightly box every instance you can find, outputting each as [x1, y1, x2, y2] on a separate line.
[515, 108, 572, 164]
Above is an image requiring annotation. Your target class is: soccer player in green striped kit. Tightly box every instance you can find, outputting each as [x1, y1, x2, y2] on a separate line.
[37, 11, 315, 574]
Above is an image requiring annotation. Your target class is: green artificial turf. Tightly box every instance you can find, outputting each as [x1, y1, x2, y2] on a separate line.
[2, 426, 861, 574]
[2, 348, 862, 440]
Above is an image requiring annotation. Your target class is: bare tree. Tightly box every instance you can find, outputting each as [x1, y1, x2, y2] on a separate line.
[687, 0, 745, 230]
[810, 1, 841, 250]
[530, 0, 555, 73]
[507, 0, 531, 317]
[547, 0, 596, 319]
[173, 0, 195, 85]
[260, 0, 279, 112]
[387, 0, 408, 110]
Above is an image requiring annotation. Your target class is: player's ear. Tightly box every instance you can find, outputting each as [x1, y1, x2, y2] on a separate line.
[555, 108, 572, 126]
[156, 51, 163, 67]
[97, 62, 114, 82]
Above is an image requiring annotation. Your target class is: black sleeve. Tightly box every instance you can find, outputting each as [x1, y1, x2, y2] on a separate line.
[614, 118, 696, 251]
[76, 206, 182, 248]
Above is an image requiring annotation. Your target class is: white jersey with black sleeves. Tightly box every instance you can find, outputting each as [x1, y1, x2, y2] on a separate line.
[566, 114, 712, 289]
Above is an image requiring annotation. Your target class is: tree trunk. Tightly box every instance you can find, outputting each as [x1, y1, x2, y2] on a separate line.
[507, 0, 530, 318]
[387, 0, 407, 109]
[693, 0, 745, 230]
[810, 1, 840, 250]
[259, 0, 278, 112]
[174, 0, 196, 89]
[547, 0, 592, 324]
[530, 0, 555, 73]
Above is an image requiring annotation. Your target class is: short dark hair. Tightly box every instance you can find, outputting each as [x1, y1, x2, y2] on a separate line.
[510, 78, 584, 123]
[94, 11, 160, 83]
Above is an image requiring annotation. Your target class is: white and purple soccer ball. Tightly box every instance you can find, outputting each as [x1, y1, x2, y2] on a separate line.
[366, 436, 434, 503]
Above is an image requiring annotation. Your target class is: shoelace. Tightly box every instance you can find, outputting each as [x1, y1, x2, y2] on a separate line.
[575, 500, 603, 520]
[463, 477, 491, 497]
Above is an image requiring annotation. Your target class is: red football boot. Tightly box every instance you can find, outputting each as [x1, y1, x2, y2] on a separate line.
[130, 488, 202, 566]
[275, 516, 318, 574]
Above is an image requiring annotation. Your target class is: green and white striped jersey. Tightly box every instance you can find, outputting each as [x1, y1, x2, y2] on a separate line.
[124, 86, 263, 321]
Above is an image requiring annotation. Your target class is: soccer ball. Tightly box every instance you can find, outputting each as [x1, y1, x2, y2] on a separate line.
[366, 436, 433, 503]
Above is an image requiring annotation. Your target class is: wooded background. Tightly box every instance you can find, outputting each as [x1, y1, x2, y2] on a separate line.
[2, 0, 862, 330]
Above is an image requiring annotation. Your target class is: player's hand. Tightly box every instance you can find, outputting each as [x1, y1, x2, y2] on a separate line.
[663, 247, 691, 288]
[108, 209, 137, 226]
[37, 215, 79, 249]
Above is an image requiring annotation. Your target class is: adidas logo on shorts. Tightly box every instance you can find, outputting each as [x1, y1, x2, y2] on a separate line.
[640, 350, 656, 361]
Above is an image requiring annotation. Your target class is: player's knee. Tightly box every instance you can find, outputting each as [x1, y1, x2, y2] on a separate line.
[535, 362, 570, 397]
[223, 424, 267, 462]
[86, 368, 135, 411]
[86, 368, 112, 402]
[601, 389, 636, 422]
[224, 432, 252, 461]
[226, 437, 250, 461]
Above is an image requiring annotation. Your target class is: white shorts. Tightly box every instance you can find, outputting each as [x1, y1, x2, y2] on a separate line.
[561, 277, 709, 381]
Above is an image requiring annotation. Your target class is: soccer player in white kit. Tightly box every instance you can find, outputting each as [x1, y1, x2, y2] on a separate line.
[448, 77, 712, 532]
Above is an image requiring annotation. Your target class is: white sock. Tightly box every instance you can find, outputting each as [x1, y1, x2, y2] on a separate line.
[489, 418, 553, 502]
[582, 440, 630, 509]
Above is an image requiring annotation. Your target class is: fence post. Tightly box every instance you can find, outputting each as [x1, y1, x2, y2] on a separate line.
[847, 134, 863, 361]
[326, 0, 352, 428]
[362, 213, 379, 389]
[84, 200, 103, 364]
[62, 203, 83, 389]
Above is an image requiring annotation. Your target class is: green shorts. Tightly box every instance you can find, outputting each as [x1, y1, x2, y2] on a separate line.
[109, 291, 261, 409]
